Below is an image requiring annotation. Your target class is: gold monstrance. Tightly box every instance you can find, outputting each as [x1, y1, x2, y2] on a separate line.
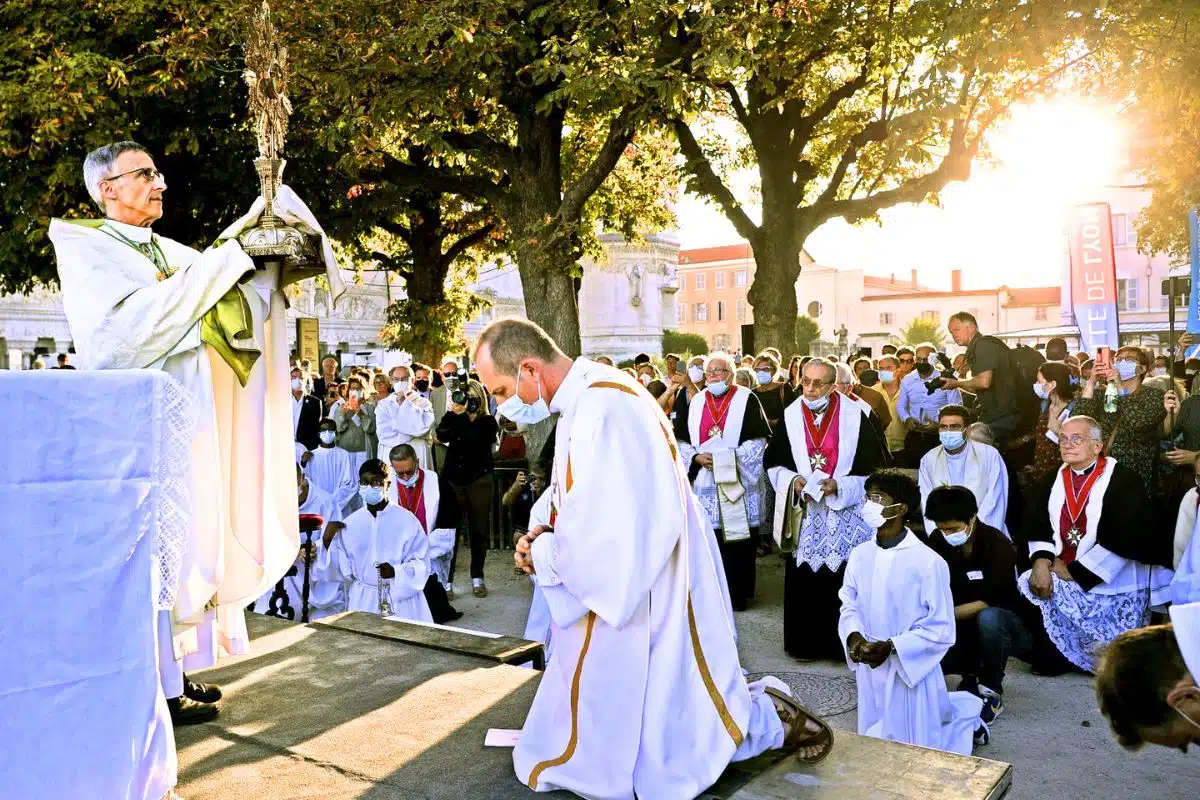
[238, 1, 319, 269]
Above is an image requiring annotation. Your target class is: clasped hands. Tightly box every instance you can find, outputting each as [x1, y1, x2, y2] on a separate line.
[791, 474, 837, 497]
[847, 632, 892, 669]
[1029, 557, 1073, 599]
[514, 524, 550, 575]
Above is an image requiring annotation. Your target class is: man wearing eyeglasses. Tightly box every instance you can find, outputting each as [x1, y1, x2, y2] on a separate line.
[674, 352, 772, 611]
[48, 141, 344, 731]
[1017, 416, 1174, 674]
[764, 357, 887, 660]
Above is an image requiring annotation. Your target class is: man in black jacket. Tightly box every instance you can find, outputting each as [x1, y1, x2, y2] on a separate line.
[1018, 416, 1175, 674]
[291, 366, 323, 451]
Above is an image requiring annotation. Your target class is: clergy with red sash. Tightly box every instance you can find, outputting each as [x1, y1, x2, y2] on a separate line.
[388, 444, 462, 623]
[1018, 416, 1174, 673]
[765, 358, 885, 660]
[676, 352, 772, 610]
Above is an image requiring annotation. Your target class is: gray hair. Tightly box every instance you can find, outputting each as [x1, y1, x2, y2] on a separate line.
[83, 141, 147, 210]
[734, 367, 754, 388]
[704, 351, 734, 374]
[803, 357, 837, 384]
[1063, 415, 1104, 442]
[965, 422, 995, 446]
[388, 443, 419, 463]
[834, 362, 854, 386]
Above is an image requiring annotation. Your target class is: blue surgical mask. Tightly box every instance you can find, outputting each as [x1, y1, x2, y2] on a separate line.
[940, 430, 965, 450]
[708, 380, 729, 397]
[878, 370, 894, 383]
[756, 370, 773, 385]
[496, 370, 552, 426]
[398, 473, 419, 488]
[359, 485, 384, 505]
[802, 395, 829, 413]
[1033, 382, 1049, 400]
[942, 528, 971, 547]
[319, 430, 336, 445]
[1115, 360, 1139, 381]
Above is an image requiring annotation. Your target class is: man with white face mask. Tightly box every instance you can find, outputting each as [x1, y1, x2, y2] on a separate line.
[838, 469, 986, 753]
[765, 358, 886, 660]
[375, 364, 435, 468]
[917, 405, 1009, 538]
[305, 418, 359, 516]
[674, 352, 772, 610]
[475, 318, 835, 799]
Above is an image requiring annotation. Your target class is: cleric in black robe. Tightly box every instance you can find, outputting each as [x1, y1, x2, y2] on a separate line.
[675, 353, 772, 611]
[765, 358, 886, 659]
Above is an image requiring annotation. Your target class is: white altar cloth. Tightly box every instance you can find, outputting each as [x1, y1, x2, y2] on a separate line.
[0, 370, 195, 800]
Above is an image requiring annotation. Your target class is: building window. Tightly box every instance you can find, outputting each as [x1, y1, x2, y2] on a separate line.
[715, 271, 726, 289]
[920, 310, 941, 322]
[696, 273, 706, 290]
[1161, 291, 1188, 309]
[1117, 278, 1139, 311]
[736, 299, 747, 322]
[735, 270, 747, 287]
[676, 304, 685, 324]
[807, 300, 822, 317]
[717, 301, 725, 321]
[679, 274, 686, 291]
[1034, 307, 1048, 321]
[694, 302, 708, 322]
[879, 312, 894, 325]
[1112, 213, 1136, 247]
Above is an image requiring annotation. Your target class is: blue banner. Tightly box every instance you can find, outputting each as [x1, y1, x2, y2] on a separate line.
[1189, 209, 1200, 334]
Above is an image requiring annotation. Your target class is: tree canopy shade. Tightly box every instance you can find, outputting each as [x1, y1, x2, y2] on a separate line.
[1091, 0, 1200, 261]
[669, 0, 1097, 354]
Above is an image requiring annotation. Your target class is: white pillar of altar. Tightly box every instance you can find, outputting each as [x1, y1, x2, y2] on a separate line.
[579, 233, 680, 363]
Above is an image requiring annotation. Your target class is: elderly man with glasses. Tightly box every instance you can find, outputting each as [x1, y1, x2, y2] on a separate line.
[1018, 416, 1175, 674]
[675, 352, 772, 611]
[764, 358, 887, 660]
[48, 141, 343, 733]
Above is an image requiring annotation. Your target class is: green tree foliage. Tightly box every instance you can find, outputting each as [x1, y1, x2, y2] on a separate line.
[670, 1, 1095, 354]
[794, 314, 821, 355]
[1091, 1, 1200, 260]
[899, 317, 946, 346]
[662, 328, 708, 357]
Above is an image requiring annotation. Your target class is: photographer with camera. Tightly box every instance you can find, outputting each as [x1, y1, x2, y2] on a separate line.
[943, 313, 1024, 446]
[896, 343, 963, 467]
[436, 378, 499, 598]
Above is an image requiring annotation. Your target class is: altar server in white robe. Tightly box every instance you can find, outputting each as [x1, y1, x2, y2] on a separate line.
[254, 463, 346, 620]
[388, 444, 461, 623]
[765, 358, 885, 660]
[319, 459, 433, 622]
[307, 418, 360, 516]
[918, 404, 1009, 537]
[839, 469, 984, 754]
[376, 366, 435, 467]
[675, 352, 771, 611]
[475, 319, 833, 800]
[49, 142, 343, 722]
[1018, 416, 1174, 673]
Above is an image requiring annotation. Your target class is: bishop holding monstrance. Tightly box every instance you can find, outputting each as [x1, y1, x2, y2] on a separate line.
[47, 2, 344, 739]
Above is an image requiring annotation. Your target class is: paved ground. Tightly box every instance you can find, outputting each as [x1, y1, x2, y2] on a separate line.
[453, 550, 1200, 800]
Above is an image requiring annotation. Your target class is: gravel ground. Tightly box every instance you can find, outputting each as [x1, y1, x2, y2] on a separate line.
[454, 549, 1200, 800]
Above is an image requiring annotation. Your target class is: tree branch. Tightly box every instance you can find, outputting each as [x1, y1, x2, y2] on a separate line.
[672, 117, 760, 242]
[440, 130, 517, 170]
[372, 153, 503, 205]
[722, 83, 752, 131]
[559, 105, 639, 223]
[440, 223, 496, 267]
[815, 117, 889, 208]
[376, 219, 411, 242]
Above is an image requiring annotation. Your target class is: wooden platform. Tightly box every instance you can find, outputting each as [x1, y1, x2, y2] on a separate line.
[179, 614, 1012, 799]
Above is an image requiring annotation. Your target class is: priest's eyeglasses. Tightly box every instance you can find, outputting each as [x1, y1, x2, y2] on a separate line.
[799, 378, 831, 388]
[103, 167, 165, 184]
[1059, 434, 1090, 447]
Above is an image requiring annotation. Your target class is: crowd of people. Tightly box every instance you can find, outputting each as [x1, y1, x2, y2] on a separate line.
[266, 311, 1200, 761]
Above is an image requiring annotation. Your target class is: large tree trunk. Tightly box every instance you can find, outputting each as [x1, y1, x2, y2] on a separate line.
[746, 234, 803, 357]
[511, 228, 583, 357]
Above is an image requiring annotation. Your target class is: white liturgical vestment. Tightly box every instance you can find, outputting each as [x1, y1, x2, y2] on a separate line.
[318, 502, 433, 622]
[838, 531, 982, 755]
[305, 444, 359, 516]
[919, 440, 1009, 537]
[49, 186, 346, 688]
[517, 359, 786, 800]
[375, 391, 435, 467]
[253, 482, 346, 620]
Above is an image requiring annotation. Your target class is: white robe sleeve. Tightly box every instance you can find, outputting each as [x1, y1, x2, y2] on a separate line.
[531, 531, 591, 629]
[392, 397, 435, 437]
[380, 514, 430, 601]
[51, 222, 253, 369]
[918, 457, 935, 534]
[890, 553, 957, 688]
[976, 449, 1009, 535]
[316, 534, 353, 585]
[825, 475, 866, 512]
[550, 389, 686, 629]
[427, 528, 455, 560]
[836, 547, 867, 670]
[735, 437, 767, 493]
[374, 398, 399, 447]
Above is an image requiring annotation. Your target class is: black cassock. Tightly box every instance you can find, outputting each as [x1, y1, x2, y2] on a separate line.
[674, 389, 772, 611]
[763, 399, 885, 659]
